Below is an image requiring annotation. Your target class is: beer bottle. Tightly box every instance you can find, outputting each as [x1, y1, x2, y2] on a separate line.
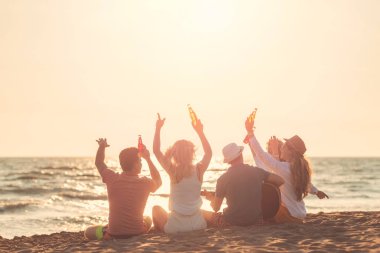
[243, 108, 257, 144]
[138, 135, 144, 157]
[187, 104, 198, 127]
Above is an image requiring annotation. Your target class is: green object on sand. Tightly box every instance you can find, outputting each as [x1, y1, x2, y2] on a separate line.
[95, 226, 103, 240]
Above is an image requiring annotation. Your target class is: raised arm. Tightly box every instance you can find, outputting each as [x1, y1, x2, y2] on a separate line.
[250, 136, 283, 171]
[248, 142, 267, 170]
[245, 117, 286, 174]
[141, 146, 162, 192]
[95, 138, 109, 174]
[193, 119, 212, 176]
[153, 113, 171, 175]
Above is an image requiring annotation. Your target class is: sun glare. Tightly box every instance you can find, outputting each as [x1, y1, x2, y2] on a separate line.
[189, 1, 235, 33]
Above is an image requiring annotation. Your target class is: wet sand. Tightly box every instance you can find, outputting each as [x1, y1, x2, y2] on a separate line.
[1, 211, 379, 252]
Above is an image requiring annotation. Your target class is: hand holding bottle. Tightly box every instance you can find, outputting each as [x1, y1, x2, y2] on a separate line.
[188, 105, 203, 134]
[243, 108, 257, 143]
[187, 104, 198, 127]
[138, 135, 144, 157]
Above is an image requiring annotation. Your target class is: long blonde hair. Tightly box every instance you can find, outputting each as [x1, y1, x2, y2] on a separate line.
[165, 140, 195, 184]
[288, 149, 312, 201]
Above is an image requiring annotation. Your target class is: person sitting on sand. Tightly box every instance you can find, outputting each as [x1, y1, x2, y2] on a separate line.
[152, 113, 212, 233]
[84, 138, 162, 240]
[256, 136, 329, 200]
[245, 117, 325, 223]
[204, 143, 284, 227]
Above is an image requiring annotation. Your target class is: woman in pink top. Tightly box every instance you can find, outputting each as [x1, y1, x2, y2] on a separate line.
[152, 113, 212, 233]
[84, 138, 162, 240]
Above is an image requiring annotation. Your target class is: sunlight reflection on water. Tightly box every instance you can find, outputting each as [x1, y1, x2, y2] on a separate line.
[1, 157, 379, 238]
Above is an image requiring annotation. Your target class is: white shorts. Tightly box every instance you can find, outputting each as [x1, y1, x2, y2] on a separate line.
[164, 210, 207, 234]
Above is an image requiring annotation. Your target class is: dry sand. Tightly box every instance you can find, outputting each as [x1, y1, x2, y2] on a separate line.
[1, 211, 379, 252]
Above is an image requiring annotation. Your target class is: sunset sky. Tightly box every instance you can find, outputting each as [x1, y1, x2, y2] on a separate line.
[1, 1, 379, 157]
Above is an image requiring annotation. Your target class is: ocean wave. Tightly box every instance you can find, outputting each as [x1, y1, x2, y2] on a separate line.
[4, 171, 97, 181]
[58, 192, 107, 200]
[10, 175, 41, 180]
[207, 168, 226, 172]
[0, 186, 80, 195]
[4, 171, 55, 179]
[0, 187, 51, 195]
[76, 173, 98, 178]
[150, 193, 170, 198]
[39, 166, 81, 171]
[0, 200, 40, 213]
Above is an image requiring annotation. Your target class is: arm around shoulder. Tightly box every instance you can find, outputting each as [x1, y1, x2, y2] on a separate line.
[265, 173, 285, 187]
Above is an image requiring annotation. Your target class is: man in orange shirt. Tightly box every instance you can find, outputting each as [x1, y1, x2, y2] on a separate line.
[85, 138, 162, 240]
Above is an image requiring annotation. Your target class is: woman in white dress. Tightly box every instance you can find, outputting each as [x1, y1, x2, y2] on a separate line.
[152, 113, 212, 233]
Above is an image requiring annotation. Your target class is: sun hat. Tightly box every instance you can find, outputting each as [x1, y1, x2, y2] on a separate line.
[222, 143, 244, 163]
[284, 135, 307, 155]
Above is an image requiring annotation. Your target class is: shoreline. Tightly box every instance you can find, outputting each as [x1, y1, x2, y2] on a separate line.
[1, 211, 379, 252]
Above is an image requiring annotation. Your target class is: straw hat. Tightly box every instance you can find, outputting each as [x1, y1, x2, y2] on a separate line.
[284, 135, 307, 155]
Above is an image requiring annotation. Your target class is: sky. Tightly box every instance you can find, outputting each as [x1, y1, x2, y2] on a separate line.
[1, 0, 379, 158]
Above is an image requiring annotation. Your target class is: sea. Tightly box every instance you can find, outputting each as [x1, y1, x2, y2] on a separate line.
[1, 157, 379, 239]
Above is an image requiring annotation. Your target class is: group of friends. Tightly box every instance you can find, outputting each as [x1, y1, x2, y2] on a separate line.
[84, 112, 328, 240]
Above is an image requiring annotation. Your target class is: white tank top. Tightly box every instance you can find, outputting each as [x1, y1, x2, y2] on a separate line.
[169, 168, 203, 215]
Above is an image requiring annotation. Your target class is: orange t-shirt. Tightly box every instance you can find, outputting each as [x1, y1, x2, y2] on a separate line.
[101, 168, 155, 236]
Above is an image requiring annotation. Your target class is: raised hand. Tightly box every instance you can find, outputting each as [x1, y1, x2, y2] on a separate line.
[245, 116, 255, 134]
[156, 113, 166, 129]
[140, 145, 151, 160]
[267, 136, 282, 157]
[95, 138, 109, 173]
[96, 138, 110, 148]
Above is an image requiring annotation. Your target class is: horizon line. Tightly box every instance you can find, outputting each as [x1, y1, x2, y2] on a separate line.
[1, 155, 379, 159]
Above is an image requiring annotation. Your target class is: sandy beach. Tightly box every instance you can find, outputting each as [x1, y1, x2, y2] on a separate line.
[1, 211, 379, 252]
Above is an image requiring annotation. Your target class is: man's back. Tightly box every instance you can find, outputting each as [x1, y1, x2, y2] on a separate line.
[216, 164, 269, 225]
[101, 169, 154, 235]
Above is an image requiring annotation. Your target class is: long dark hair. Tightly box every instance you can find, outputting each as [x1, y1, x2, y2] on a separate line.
[288, 148, 312, 201]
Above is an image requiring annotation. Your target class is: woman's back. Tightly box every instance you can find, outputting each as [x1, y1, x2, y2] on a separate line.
[249, 135, 307, 218]
[152, 113, 212, 233]
[169, 167, 203, 215]
[275, 164, 307, 218]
